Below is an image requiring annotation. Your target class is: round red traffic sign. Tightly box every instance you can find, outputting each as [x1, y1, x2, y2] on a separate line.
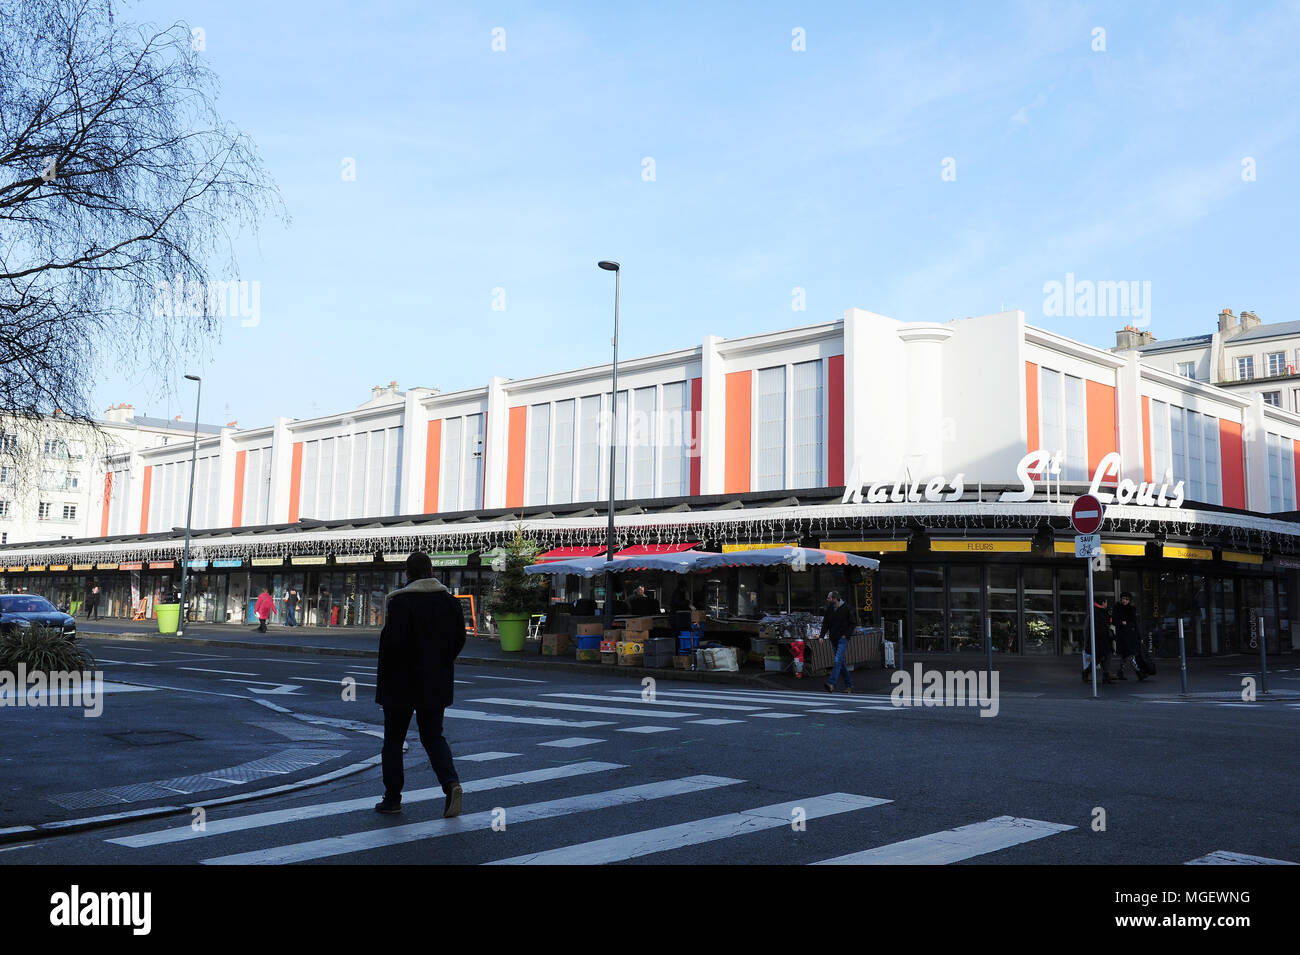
[1070, 494, 1104, 535]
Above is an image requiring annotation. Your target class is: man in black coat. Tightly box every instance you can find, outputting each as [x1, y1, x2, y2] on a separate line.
[374, 552, 468, 817]
[1112, 591, 1145, 682]
[820, 591, 856, 693]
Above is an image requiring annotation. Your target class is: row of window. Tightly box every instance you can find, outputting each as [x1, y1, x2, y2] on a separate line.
[1150, 400, 1220, 504]
[0, 501, 77, 521]
[1267, 432, 1296, 512]
[299, 427, 403, 522]
[1234, 350, 1300, 382]
[0, 435, 85, 458]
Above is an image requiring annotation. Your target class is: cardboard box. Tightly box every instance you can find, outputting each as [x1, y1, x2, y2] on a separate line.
[600, 639, 618, 653]
[691, 610, 708, 624]
[673, 655, 694, 670]
[575, 623, 605, 636]
[575, 648, 601, 662]
[623, 616, 656, 631]
[616, 641, 644, 655]
[621, 628, 650, 643]
[600, 651, 618, 665]
[541, 633, 570, 656]
[618, 652, 644, 667]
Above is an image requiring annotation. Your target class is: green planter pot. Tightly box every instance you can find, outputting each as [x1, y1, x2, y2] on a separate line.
[495, 612, 530, 652]
[156, 603, 180, 635]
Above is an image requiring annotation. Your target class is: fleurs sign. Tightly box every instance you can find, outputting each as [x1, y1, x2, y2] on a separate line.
[843, 450, 1185, 508]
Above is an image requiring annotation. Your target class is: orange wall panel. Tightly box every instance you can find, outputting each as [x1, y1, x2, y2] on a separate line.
[724, 370, 752, 494]
[1220, 421, 1245, 509]
[99, 472, 112, 537]
[1025, 362, 1039, 455]
[139, 465, 152, 534]
[286, 442, 304, 523]
[424, 419, 442, 513]
[1141, 396, 1152, 483]
[1085, 380, 1119, 482]
[231, 450, 247, 527]
[828, 355, 845, 486]
[505, 406, 528, 508]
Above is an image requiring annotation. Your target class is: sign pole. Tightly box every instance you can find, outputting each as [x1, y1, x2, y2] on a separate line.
[1178, 618, 1188, 695]
[985, 616, 992, 683]
[1087, 554, 1097, 699]
[1258, 614, 1269, 694]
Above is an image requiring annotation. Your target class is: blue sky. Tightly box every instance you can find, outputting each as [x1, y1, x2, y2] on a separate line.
[103, 0, 1300, 428]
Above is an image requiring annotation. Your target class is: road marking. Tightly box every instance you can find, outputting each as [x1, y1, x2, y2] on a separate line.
[457, 752, 521, 762]
[543, 693, 767, 712]
[97, 646, 152, 652]
[538, 738, 605, 748]
[178, 667, 261, 676]
[813, 816, 1075, 865]
[750, 712, 803, 719]
[90, 658, 157, 667]
[1185, 850, 1297, 865]
[293, 676, 376, 688]
[810, 709, 853, 714]
[200, 775, 741, 865]
[0, 681, 157, 705]
[608, 688, 890, 709]
[688, 718, 744, 726]
[110, 762, 628, 848]
[444, 708, 612, 728]
[487, 793, 889, 865]
[474, 675, 546, 683]
[617, 726, 677, 734]
[467, 697, 698, 719]
[610, 686, 896, 704]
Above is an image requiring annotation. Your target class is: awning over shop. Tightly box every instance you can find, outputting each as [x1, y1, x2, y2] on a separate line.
[615, 543, 700, 556]
[536, 546, 608, 563]
[694, 547, 879, 571]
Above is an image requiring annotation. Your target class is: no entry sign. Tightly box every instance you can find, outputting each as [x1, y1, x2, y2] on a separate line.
[1071, 494, 1104, 535]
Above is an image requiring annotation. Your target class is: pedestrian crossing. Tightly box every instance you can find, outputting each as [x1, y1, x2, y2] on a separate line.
[438, 684, 919, 736]
[97, 753, 1293, 866]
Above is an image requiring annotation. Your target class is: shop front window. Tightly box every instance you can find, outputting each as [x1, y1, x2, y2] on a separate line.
[1023, 566, 1055, 654]
[948, 565, 981, 652]
[880, 567, 908, 650]
[1059, 567, 1088, 655]
[913, 566, 945, 652]
[988, 565, 1018, 653]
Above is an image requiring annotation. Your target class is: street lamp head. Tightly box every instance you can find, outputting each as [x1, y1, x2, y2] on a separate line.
[184, 374, 200, 382]
[597, 260, 620, 272]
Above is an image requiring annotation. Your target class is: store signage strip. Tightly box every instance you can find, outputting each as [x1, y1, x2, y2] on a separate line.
[118, 562, 142, 571]
[1222, 551, 1264, 565]
[930, 539, 1033, 553]
[1052, 541, 1145, 556]
[820, 540, 909, 553]
[721, 542, 795, 552]
[1162, 545, 1212, 561]
[381, 553, 410, 563]
[290, 556, 328, 565]
[72, 564, 93, 571]
[6, 566, 25, 573]
[336, 554, 374, 564]
[48, 565, 69, 571]
[251, 557, 284, 567]
[148, 561, 174, 569]
[211, 559, 243, 569]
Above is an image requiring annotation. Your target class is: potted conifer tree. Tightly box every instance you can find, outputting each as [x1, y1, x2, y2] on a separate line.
[485, 528, 546, 651]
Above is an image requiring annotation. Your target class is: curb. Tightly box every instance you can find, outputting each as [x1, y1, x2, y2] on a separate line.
[0, 755, 381, 845]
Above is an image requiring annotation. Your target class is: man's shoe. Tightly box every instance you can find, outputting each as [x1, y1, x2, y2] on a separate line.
[443, 783, 463, 819]
[823, 683, 834, 693]
[374, 797, 402, 815]
[843, 688, 854, 695]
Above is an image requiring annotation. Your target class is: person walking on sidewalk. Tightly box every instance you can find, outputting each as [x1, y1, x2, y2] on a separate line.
[84, 582, 100, 621]
[1085, 595, 1114, 684]
[820, 590, 855, 694]
[374, 551, 467, 818]
[1112, 592, 1145, 681]
[253, 589, 276, 633]
[284, 588, 300, 627]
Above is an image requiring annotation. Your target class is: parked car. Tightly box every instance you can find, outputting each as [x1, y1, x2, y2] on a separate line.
[0, 594, 78, 640]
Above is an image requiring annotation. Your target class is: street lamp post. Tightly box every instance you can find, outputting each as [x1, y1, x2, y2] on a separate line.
[598, 261, 620, 627]
[176, 374, 202, 637]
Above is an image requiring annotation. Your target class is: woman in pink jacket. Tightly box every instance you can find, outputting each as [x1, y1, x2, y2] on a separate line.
[254, 589, 277, 633]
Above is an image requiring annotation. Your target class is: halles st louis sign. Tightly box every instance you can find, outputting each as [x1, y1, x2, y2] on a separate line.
[842, 450, 1186, 509]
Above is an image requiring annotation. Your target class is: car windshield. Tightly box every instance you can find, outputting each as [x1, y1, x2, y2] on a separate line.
[0, 595, 57, 613]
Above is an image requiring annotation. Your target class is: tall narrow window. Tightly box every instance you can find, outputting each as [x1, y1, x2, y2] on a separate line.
[1039, 368, 1063, 462]
[349, 432, 367, 517]
[793, 360, 823, 487]
[1150, 400, 1170, 479]
[1267, 433, 1283, 512]
[660, 382, 687, 498]
[630, 387, 656, 499]
[318, 437, 334, 520]
[528, 404, 550, 505]
[613, 390, 628, 499]
[1186, 411, 1204, 501]
[552, 400, 575, 505]
[1202, 414, 1220, 505]
[1170, 407, 1185, 490]
[385, 427, 403, 515]
[465, 413, 485, 510]
[333, 434, 351, 519]
[441, 417, 463, 512]
[1063, 374, 1086, 481]
[578, 396, 602, 502]
[757, 366, 786, 491]
[366, 430, 385, 517]
[299, 443, 318, 521]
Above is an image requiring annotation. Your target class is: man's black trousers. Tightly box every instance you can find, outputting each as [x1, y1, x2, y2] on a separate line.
[382, 705, 459, 799]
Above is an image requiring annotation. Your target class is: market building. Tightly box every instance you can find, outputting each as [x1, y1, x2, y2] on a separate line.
[2, 307, 1299, 659]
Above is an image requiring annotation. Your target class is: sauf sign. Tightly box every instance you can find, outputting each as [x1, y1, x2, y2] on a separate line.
[843, 450, 1185, 509]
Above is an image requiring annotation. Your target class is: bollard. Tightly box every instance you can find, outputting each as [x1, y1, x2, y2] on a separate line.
[1258, 614, 1269, 694]
[1178, 618, 1188, 695]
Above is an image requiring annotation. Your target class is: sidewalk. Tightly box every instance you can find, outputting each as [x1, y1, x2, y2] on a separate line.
[77, 620, 1300, 699]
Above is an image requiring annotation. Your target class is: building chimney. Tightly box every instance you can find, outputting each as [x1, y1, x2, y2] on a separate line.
[103, 403, 135, 424]
[225, 420, 238, 428]
[1240, 310, 1261, 332]
[1114, 324, 1156, 351]
[1218, 308, 1239, 339]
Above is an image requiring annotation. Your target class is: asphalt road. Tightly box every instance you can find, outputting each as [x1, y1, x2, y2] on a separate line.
[3, 636, 1298, 866]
